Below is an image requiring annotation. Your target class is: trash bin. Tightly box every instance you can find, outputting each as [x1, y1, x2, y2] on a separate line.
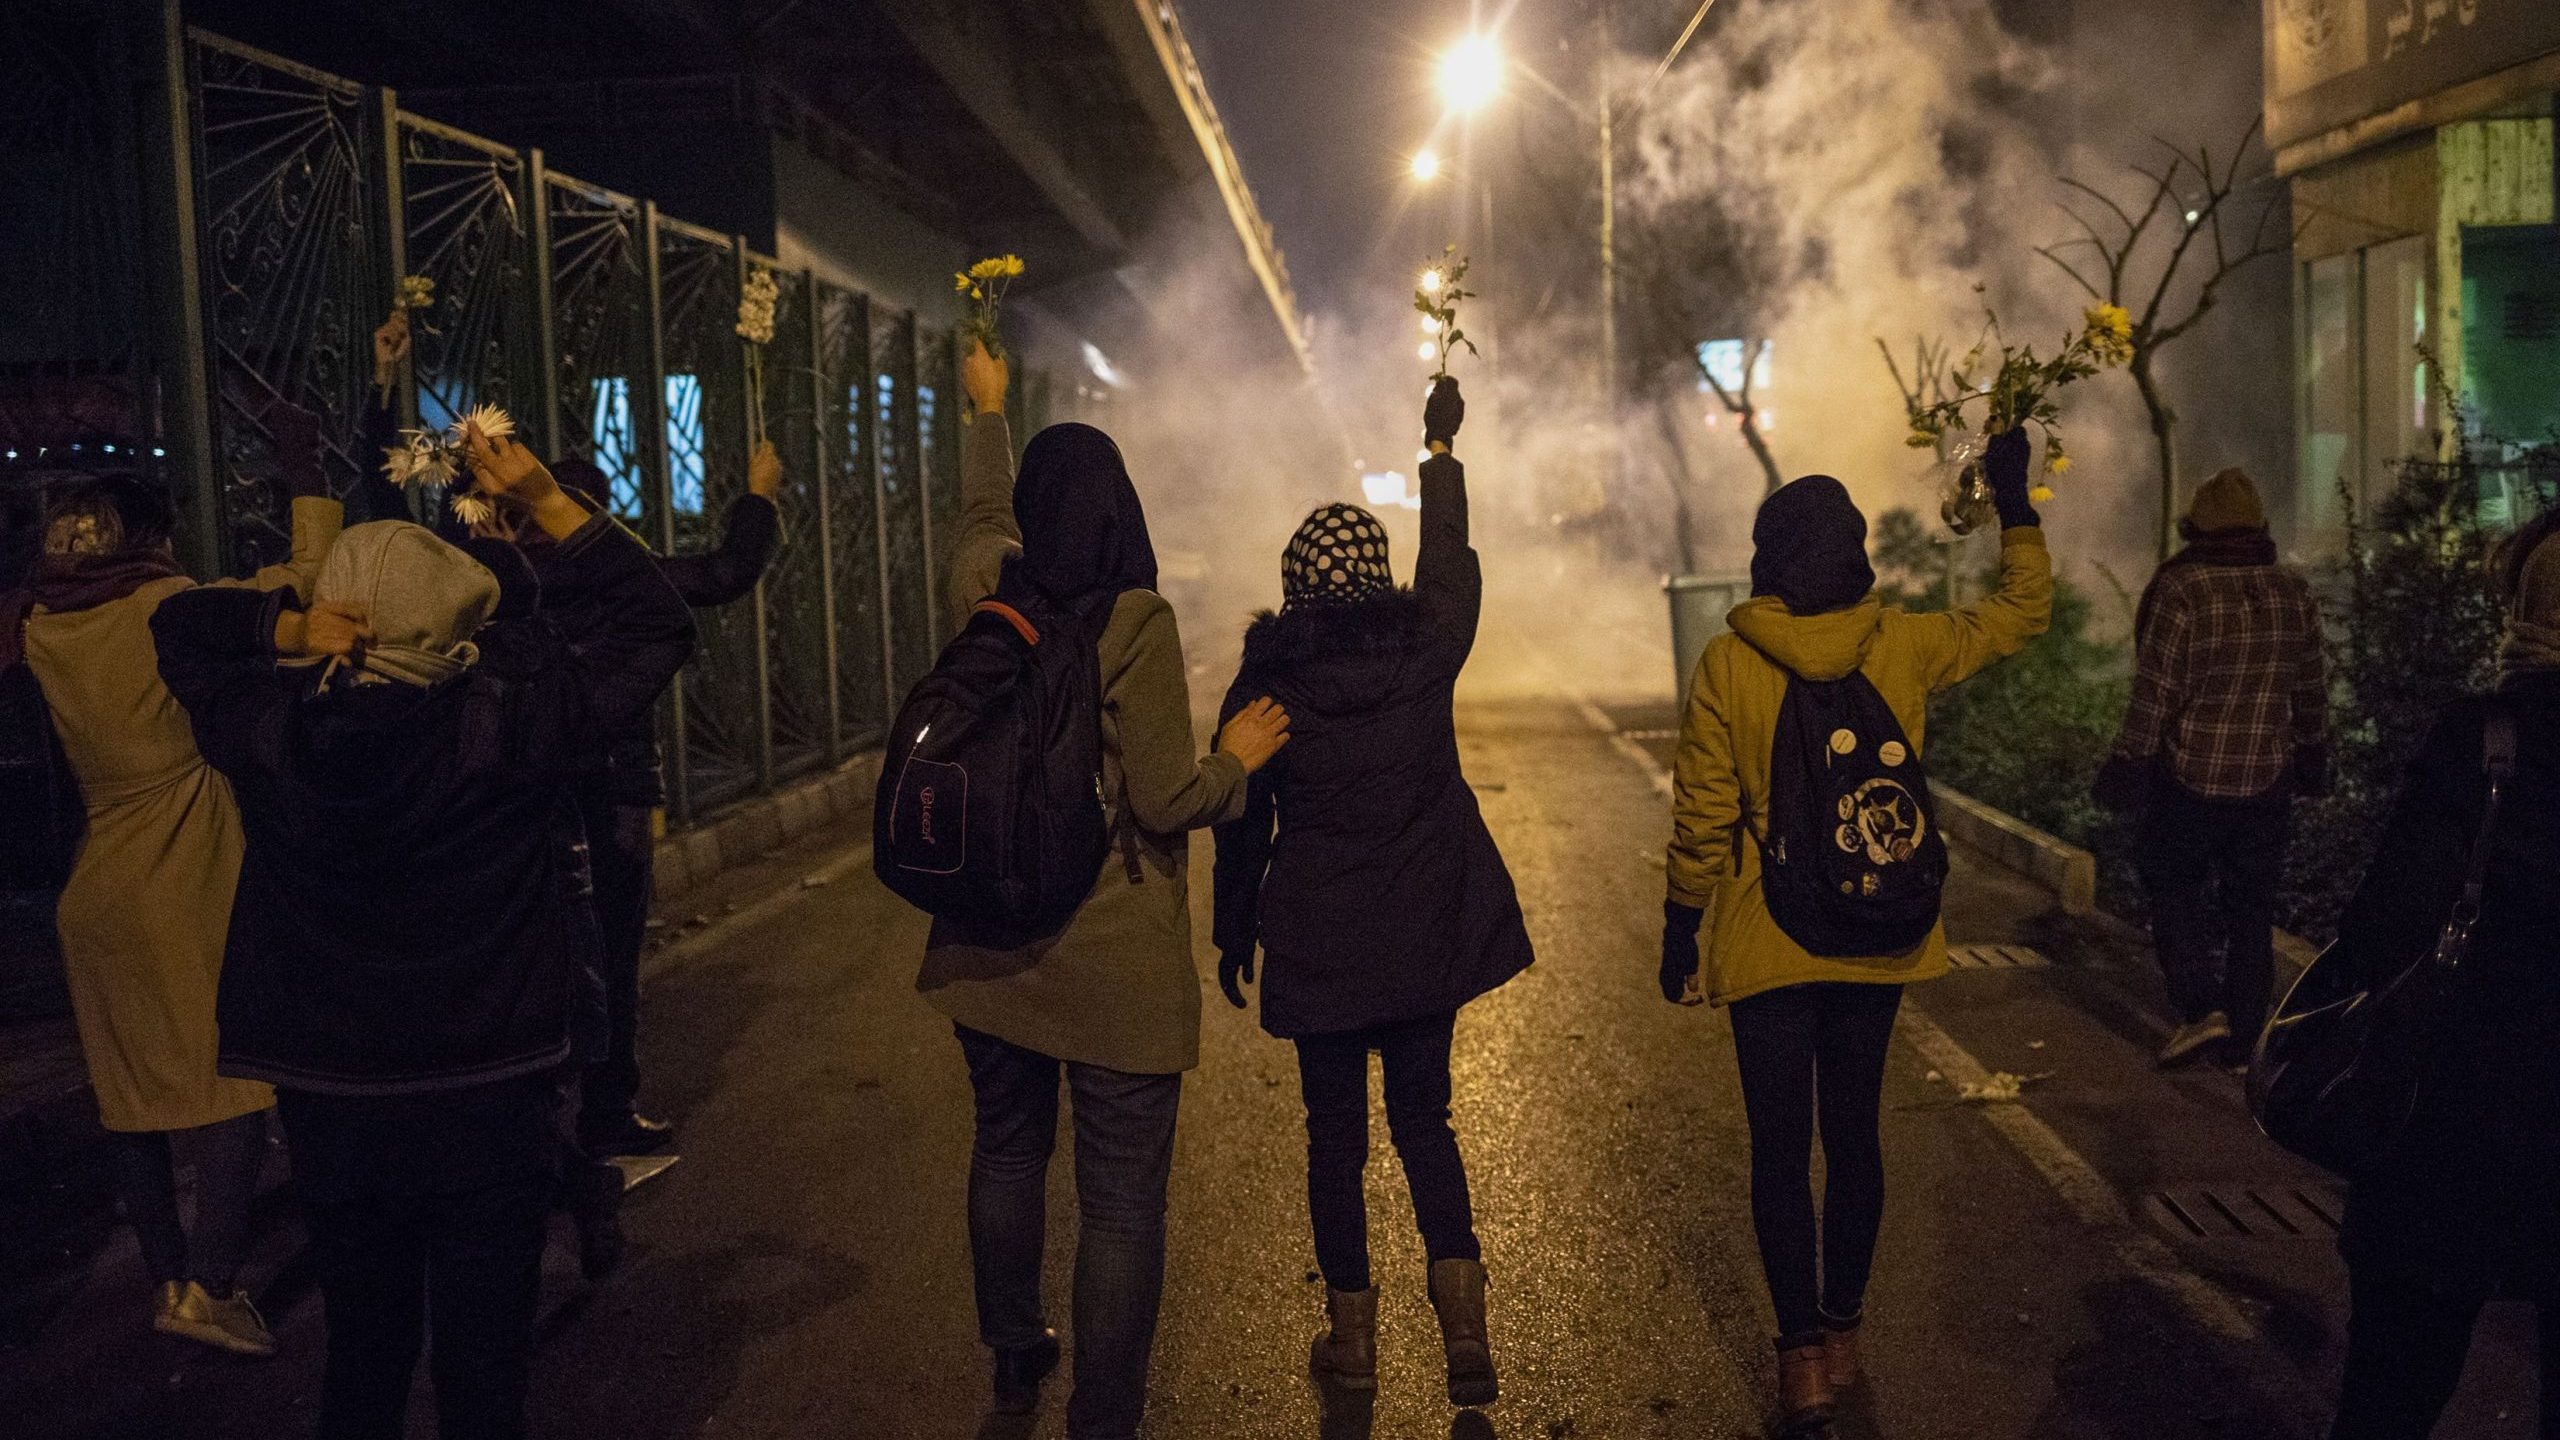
[1663, 574, 1752, 699]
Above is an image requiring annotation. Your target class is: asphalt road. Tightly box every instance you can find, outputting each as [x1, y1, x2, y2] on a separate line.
[4, 617, 2541, 1438]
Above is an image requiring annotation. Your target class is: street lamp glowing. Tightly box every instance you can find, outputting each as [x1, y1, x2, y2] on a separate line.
[1417, 341, 1438, 360]
[1420, 314, 1443, 335]
[1439, 35, 1503, 113]
[1420, 267, 1444, 294]
[1410, 148, 1442, 182]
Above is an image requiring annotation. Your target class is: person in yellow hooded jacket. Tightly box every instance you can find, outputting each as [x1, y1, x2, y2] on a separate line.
[1659, 427, 2051, 1436]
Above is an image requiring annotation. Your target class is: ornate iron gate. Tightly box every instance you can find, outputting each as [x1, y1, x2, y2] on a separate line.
[151, 26, 961, 826]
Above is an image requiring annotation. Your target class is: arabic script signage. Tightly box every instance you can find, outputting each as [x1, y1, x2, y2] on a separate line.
[2267, 0, 2560, 150]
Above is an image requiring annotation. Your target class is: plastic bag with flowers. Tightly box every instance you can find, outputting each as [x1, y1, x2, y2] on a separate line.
[1890, 298, 2134, 534]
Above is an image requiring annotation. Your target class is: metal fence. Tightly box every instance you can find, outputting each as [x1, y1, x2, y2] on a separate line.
[169, 27, 974, 823]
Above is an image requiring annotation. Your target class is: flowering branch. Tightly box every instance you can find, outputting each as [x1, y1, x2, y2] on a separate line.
[737, 266, 780, 447]
[1892, 294, 2133, 499]
[1414, 246, 1477, 382]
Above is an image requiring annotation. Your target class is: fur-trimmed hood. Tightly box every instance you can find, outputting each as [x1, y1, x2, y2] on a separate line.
[1241, 588, 1428, 667]
[1239, 589, 1431, 718]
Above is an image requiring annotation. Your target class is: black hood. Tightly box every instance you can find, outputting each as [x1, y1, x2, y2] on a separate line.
[1751, 474, 1875, 616]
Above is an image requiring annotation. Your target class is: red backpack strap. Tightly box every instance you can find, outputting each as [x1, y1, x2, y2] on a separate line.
[973, 600, 1040, 646]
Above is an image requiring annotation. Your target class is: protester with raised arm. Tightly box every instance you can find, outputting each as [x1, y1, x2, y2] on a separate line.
[8, 422, 344, 1357]
[150, 423, 692, 1440]
[1211, 376, 1521, 1409]
[1661, 429, 2051, 1435]
[913, 339, 1288, 1438]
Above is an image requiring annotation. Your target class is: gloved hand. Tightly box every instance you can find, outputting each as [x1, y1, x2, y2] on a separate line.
[2092, 754, 2151, 814]
[1660, 900, 1706, 1006]
[1984, 425, 2038, 530]
[1423, 376, 1464, 450]
[1218, 948, 1256, 1009]
[266, 400, 329, 502]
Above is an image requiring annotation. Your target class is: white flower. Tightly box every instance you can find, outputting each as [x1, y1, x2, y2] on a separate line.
[736, 269, 781, 345]
[450, 492, 495, 527]
[452, 404, 514, 444]
[382, 443, 420, 488]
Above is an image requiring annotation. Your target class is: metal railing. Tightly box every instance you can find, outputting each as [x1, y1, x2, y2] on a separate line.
[173, 26, 975, 824]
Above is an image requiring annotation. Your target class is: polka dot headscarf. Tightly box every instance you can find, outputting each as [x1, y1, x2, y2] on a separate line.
[1282, 503, 1394, 607]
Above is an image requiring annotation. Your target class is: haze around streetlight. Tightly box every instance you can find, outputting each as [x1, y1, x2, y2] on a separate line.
[1438, 34, 1502, 113]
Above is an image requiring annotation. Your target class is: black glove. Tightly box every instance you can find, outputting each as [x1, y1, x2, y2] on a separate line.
[1984, 425, 2038, 530]
[1218, 948, 1256, 1009]
[1660, 900, 1705, 1005]
[1423, 376, 1464, 449]
[2092, 754, 2151, 814]
[266, 399, 330, 502]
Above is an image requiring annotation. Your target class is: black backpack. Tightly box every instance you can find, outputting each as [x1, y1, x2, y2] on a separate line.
[874, 586, 1110, 933]
[1758, 670, 1947, 957]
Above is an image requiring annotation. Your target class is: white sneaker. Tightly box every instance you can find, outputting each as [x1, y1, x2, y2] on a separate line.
[2157, 1010, 2231, 1068]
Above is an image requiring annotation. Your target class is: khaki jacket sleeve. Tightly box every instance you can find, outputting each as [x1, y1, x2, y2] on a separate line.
[211, 496, 342, 601]
[943, 412, 1022, 633]
[1110, 598, 1248, 835]
[1905, 526, 2053, 693]
[1666, 641, 1742, 913]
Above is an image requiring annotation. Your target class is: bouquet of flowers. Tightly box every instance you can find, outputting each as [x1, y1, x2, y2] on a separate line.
[736, 266, 780, 445]
[1890, 298, 2133, 533]
[1414, 246, 1477, 382]
[955, 254, 1025, 361]
[381, 403, 514, 528]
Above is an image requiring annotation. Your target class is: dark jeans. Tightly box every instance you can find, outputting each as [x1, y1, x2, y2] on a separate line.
[280, 1078, 560, 1440]
[2332, 1262, 2558, 1439]
[1293, 1010, 1481, 1294]
[576, 801, 654, 1143]
[956, 1025, 1181, 1440]
[1729, 981, 1904, 1342]
[104, 1108, 269, 1291]
[2138, 779, 2290, 1043]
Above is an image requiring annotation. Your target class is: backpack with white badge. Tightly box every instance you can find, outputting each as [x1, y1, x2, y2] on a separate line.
[1758, 671, 1949, 957]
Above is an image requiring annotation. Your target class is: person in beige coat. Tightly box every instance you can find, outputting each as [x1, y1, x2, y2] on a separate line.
[9, 458, 340, 1356]
[914, 342, 1289, 1439]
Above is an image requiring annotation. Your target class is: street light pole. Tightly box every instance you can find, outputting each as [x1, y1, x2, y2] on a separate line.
[1597, 0, 1617, 505]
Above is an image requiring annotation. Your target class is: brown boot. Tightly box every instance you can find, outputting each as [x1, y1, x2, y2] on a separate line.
[1821, 1315, 1863, 1390]
[1777, 1340, 1837, 1435]
[1309, 1286, 1377, 1389]
[1426, 1258, 1499, 1407]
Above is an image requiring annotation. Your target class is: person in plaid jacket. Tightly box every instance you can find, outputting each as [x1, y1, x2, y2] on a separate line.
[2096, 468, 2330, 1068]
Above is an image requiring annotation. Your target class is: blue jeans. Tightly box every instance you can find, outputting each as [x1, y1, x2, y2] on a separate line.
[956, 1025, 1181, 1440]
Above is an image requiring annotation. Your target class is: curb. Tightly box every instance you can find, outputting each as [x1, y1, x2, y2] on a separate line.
[1936, 783, 2096, 916]
[1938, 783, 2320, 990]
[653, 753, 883, 899]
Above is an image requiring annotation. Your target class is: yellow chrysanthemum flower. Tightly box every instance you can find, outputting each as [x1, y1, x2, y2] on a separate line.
[954, 272, 972, 293]
[2028, 484, 2055, 504]
[1000, 255, 1025, 277]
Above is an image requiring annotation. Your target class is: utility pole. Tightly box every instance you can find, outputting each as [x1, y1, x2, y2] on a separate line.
[1598, 0, 1617, 504]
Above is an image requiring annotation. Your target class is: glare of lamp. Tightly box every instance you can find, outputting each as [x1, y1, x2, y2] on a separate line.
[1439, 34, 1502, 113]
[1417, 341, 1437, 360]
[1411, 148, 1442, 182]
[1420, 267, 1444, 294]
[1421, 314, 1442, 335]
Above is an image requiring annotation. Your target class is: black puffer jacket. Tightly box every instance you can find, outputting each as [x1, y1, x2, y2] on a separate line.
[2336, 670, 2560, 1288]
[151, 515, 694, 1095]
[1212, 454, 1533, 1039]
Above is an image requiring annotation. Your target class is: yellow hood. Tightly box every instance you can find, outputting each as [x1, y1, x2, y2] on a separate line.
[1726, 595, 1884, 683]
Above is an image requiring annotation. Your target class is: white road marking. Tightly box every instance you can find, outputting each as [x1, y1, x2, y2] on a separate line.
[1550, 663, 2331, 1407]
